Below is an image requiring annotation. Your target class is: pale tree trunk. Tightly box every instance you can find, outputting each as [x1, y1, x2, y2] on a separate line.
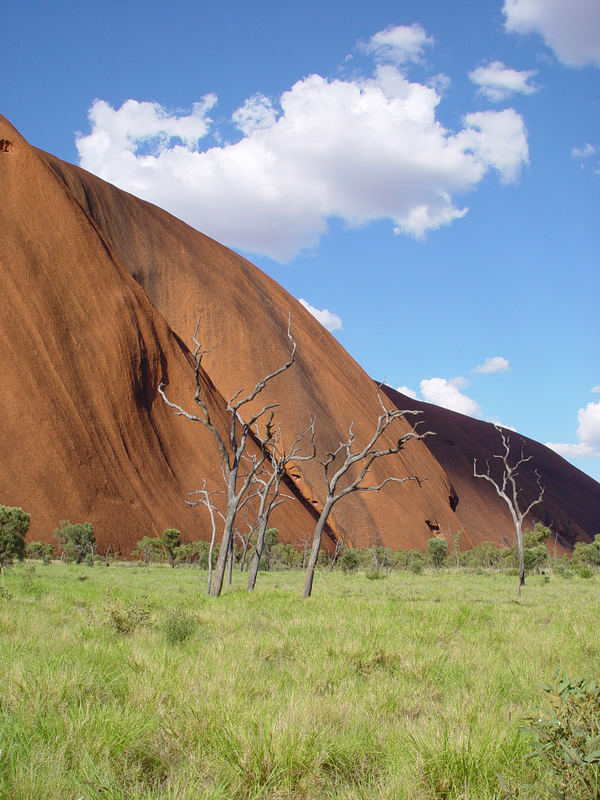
[473, 424, 544, 599]
[210, 503, 236, 597]
[516, 518, 525, 597]
[370, 544, 380, 573]
[226, 536, 233, 586]
[329, 539, 343, 571]
[449, 528, 463, 573]
[301, 539, 310, 569]
[247, 518, 267, 591]
[189, 481, 221, 595]
[303, 502, 333, 599]
[239, 535, 251, 572]
[247, 512, 277, 591]
[206, 512, 217, 595]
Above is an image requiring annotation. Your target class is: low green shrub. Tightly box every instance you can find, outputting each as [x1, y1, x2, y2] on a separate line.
[340, 549, 360, 573]
[0, 505, 29, 567]
[21, 563, 43, 596]
[163, 609, 197, 645]
[54, 519, 95, 564]
[501, 673, 600, 799]
[104, 589, 151, 635]
[528, 673, 600, 798]
[25, 541, 54, 564]
[553, 560, 573, 579]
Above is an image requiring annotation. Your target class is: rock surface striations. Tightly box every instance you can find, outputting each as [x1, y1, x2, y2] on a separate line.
[1, 115, 597, 554]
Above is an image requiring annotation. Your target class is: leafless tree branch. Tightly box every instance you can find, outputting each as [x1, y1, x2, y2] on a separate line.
[247, 417, 316, 591]
[159, 314, 297, 597]
[474, 424, 544, 596]
[303, 385, 431, 598]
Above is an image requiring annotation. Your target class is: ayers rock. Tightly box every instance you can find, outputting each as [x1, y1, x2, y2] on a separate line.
[382, 386, 600, 551]
[1, 113, 598, 555]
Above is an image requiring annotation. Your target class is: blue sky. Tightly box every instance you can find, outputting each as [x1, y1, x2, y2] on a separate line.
[3, 0, 599, 481]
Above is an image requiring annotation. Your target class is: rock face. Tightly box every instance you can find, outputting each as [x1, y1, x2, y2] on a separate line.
[1, 114, 598, 554]
[0, 115, 318, 551]
[382, 386, 600, 550]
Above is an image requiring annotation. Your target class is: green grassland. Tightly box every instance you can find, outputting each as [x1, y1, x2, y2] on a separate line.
[0, 564, 598, 799]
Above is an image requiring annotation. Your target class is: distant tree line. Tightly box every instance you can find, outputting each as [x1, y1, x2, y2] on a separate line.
[3, 499, 599, 582]
[127, 522, 599, 580]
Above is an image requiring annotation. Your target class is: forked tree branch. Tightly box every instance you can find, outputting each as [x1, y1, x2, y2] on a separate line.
[159, 313, 298, 597]
[473, 423, 544, 596]
[247, 417, 316, 591]
[303, 385, 432, 598]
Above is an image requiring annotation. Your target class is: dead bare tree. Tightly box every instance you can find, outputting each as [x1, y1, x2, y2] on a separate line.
[246, 418, 316, 591]
[302, 389, 429, 599]
[235, 513, 255, 573]
[447, 527, 463, 573]
[187, 481, 223, 594]
[159, 316, 296, 597]
[473, 424, 544, 597]
[328, 537, 345, 571]
[297, 533, 312, 569]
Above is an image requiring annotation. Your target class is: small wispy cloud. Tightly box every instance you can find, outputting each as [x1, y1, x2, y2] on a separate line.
[448, 376, 469, 389]
[572, 142, 596, 159]
[472, 356, 510, 374]
[298, 299, 342, 332]
[363, 23, 434, 65]
[469, 61, 537, 102]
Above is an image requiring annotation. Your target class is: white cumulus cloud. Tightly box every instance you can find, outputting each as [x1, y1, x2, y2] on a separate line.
[546, 401, 600, 458]
[396, 385, 418, 400]
[503, 0, 600, 68]
[472, 356, 510, 374]
[395, 357, 511, 418]
[363, 23, 434, 65]
[232, 94, 277, 135]
[420, 377, 482, 417]
[77, 97, 215, 157]
[456, 109, 530, 184]
[76, 29, 529, 262]
[469, 61, 538, 102]
[298, 299, 342, 332]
